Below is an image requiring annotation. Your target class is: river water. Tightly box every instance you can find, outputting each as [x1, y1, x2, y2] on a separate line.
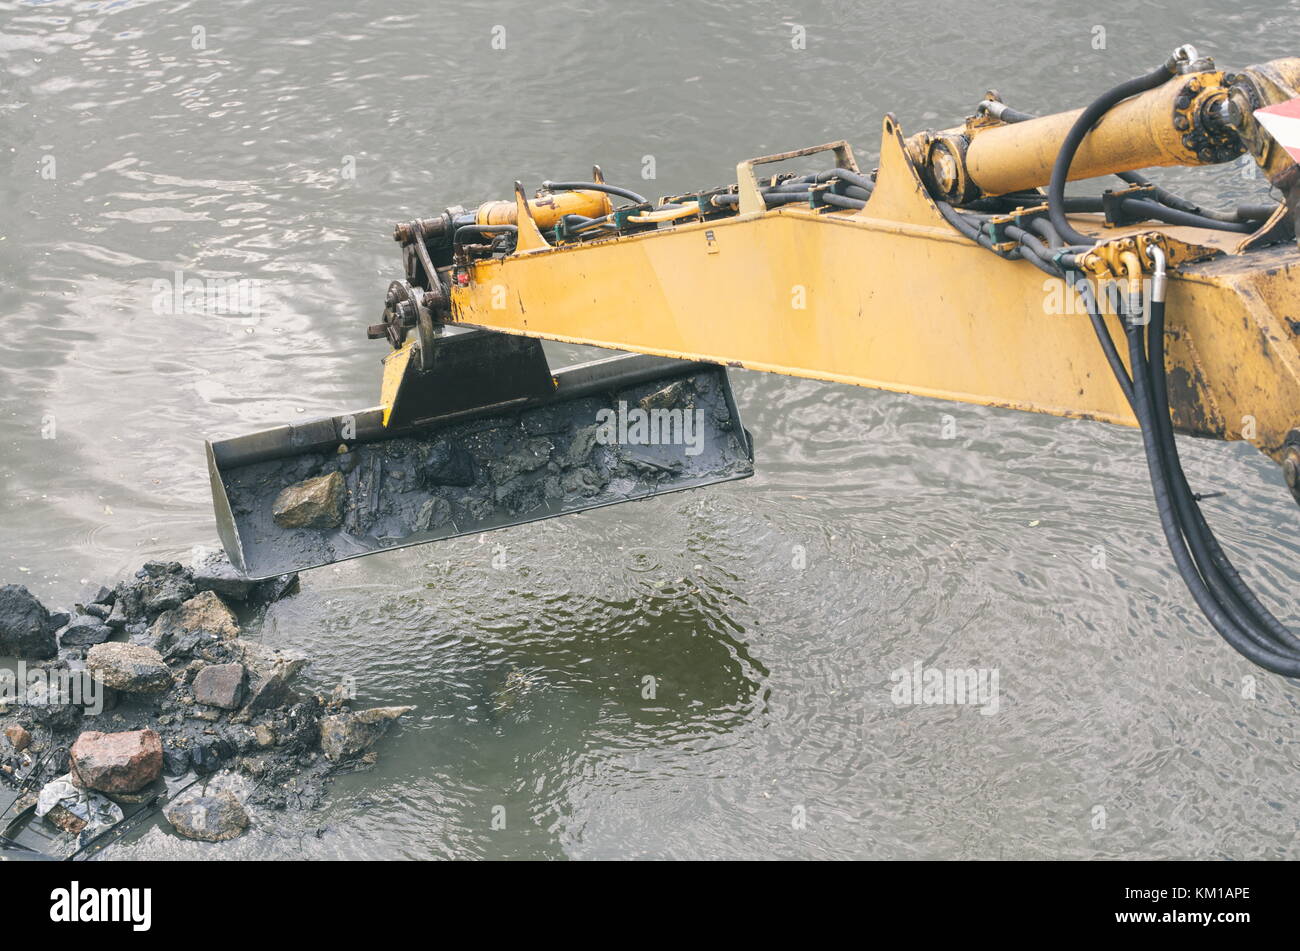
[1, 0, 1298, 859]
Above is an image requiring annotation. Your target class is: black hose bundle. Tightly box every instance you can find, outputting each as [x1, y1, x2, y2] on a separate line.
[1119, 278, 1300, 675]
[946, 63, 1300, 675]
[1043, 65, 1300, 674]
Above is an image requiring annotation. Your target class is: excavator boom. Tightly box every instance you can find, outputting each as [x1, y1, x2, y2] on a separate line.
[207, 46, 1300, 676]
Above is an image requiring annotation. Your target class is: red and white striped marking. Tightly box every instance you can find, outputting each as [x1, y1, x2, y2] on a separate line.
[1254, 96, 1300, 164]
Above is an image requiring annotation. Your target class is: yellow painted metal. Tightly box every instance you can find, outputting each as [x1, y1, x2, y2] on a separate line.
[474, 187, 610, 231]
[380, 340, 415, 426]
[958, 72, 1227, 196]
[439, 116, 1300, 461]
[511, 182, 550, 252]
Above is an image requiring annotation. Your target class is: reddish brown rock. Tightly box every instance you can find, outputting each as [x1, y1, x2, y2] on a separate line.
[69, 729, 163, 794]
[4, 724, 31, 752]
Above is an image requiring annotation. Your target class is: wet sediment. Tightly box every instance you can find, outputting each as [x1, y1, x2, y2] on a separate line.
[218, 366, 754, 576]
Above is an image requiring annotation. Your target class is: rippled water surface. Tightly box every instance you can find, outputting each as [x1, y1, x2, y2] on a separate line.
[2, 0, 1299, 859]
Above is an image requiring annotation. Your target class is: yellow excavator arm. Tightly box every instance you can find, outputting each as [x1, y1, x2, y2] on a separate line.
[209, 45, 1300, 677]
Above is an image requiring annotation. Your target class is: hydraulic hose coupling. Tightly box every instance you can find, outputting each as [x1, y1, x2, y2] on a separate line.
[1119, 250, 1146, 323]
[1147, 244, 1168, 304]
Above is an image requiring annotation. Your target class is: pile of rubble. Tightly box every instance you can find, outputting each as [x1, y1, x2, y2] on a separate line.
[0, 549, 413, 852]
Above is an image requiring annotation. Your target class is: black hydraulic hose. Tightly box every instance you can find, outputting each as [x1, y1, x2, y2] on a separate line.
[1123, 317, 1300, 675]
[1048, 63, 1178, 246]
[1121, 198, 1256, 234]
[453, 223, 518, 251]
[1005, 224, 1064, 277]
[1047, 195, 1255, 232]
[1071, 272, 1135, 407]
[788, 168, 876, 192]
[1145, 295, 1300, 653]
[564, 213, 615, 232]
[542, 181, 648, 205]
[1029, 216, 1063, 248]
[764, 190, 812, 206]
[821, 192, 866, 210]
[816, 167, 875, 191]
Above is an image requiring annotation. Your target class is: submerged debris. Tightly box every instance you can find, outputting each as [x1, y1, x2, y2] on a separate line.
[0, 548, 414, 854]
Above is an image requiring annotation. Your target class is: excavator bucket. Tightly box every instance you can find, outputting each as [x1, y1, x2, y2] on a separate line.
[206, 333, 753, 579]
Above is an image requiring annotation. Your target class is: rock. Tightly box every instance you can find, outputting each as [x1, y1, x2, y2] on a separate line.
[193, 663, 246, 710]
[148, 590, 240, 646]
[105, 599, 132, 631]
[244, 672, 291, 714]
[162, 747, 191, 777]
[272, 471, 346, 529]
[60, 615, 113, 647]
[45, 805, 87, 834]
[5, 724, 31, 751]
[157, 629, 220, 663]
[639, 379, 692, 411]
[79, 585, 115, 609]
[231, 640, 308, 683]
[164, 788, 248, 842]
[69, 729, 163, 794]
[0, 584, 58, 659]
[189, 736, 234, 774]
[135, 562, 197, 619]
[86, 643, 173, 693]
[319, 705, 415, 762]
[253, 724, 275, 749]
[20, 675, 84, 731]
[105, 778, 165, 805]
[421, 440, 477, 487]
[188, 546, 255, 601]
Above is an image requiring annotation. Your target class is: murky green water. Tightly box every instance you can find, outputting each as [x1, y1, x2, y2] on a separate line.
[2, 0, 1298, 859]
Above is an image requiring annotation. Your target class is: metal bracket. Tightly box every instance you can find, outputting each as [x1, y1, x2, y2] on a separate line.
[735, 140, 859, 216]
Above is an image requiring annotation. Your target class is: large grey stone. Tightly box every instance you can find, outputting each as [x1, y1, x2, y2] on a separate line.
[60, 615, 113, 647]
[86, 643, 173, 693]
[164, 788, 248, 842]
[188, 546, 255, 601]
[194, 663, 246, 710]
[0, 585, 58, 659]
